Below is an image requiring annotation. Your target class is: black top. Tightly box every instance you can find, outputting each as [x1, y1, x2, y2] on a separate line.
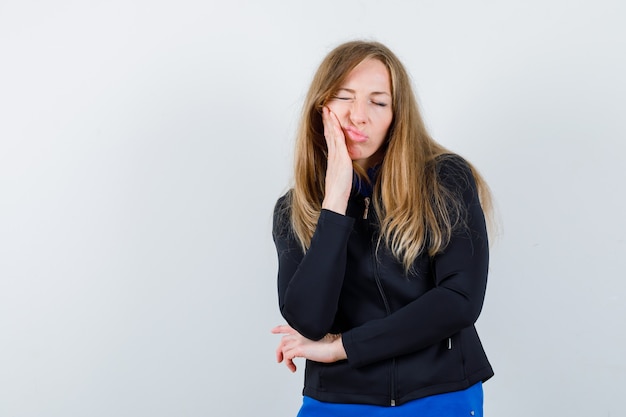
[273, 154, 494, 406]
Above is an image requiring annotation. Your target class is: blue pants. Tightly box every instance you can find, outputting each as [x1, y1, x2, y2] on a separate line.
[296, 382, 483, 417]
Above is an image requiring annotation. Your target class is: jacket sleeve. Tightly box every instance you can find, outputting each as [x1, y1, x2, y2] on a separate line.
[273, 194, 355, 340]
[342, 157, 490, 368]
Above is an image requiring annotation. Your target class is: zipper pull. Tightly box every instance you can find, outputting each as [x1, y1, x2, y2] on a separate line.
[363, 197, 370, 219]
[448, 338, 452, 350]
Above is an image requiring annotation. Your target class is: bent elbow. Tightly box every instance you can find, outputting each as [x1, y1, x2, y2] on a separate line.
[441, 288, 484, 330]
[280, 304, 331, 341]
[454, 297, 484, 329]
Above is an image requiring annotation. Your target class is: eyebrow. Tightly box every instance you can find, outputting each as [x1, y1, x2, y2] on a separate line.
[337, 88, 391, 96]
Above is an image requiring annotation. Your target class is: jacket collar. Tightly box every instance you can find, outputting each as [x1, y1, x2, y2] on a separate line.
[352, 164, 381, 198]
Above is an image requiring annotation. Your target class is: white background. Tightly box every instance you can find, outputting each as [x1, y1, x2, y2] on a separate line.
[1, 1, 625, 416]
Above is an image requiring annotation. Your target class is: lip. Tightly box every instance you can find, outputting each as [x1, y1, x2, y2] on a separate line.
[343, 126, 368, 142]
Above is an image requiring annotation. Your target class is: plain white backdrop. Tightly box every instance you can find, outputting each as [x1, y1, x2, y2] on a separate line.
[1, 1, 625, 416]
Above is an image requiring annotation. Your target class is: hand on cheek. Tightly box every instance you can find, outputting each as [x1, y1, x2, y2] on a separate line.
[321, 107, 353, 215]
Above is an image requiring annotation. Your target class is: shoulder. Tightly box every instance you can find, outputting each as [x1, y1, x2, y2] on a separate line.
[433, 153, 474, 190]
[272, 190, 293, 239]
[274, 189, 292, 214]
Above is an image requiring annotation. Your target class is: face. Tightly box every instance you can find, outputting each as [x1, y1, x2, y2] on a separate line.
[326, 58, 393, 169]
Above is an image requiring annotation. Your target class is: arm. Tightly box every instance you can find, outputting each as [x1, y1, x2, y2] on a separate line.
[273, 200, 354, 341]
[342, 157, 490, 368]
[273, 107, 354, 341]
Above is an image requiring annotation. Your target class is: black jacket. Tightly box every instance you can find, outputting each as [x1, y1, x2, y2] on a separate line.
[272, 155, 493, 406]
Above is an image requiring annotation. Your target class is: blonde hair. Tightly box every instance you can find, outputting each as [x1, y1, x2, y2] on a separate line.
[289, 40, 492, 272]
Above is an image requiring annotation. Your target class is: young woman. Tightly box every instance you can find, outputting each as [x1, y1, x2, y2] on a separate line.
[271, 40, 494, 416]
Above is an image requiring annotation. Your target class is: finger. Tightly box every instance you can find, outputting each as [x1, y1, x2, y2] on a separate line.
[275, 344, 284, 363]
[322, 107, 343, 148]
[324, 109, 349, 161]
[321, 107, 335, 151]
[271, 324, 295, 335]
[327, 108, 344, 140]
[281, 336, 302, 353]
[286, 357, 297, 373]
[284, 350, 299, 372]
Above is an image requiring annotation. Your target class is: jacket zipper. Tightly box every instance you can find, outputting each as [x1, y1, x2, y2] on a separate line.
[371, 244, 396, 406]
[363, 197, 370, 219]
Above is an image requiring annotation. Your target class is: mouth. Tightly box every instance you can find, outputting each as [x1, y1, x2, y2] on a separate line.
[343, 126, 368, 142]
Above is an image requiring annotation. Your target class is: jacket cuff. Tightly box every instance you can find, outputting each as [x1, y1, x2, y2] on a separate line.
[341, 329, 365, 368]
[319, 209, 355, 229]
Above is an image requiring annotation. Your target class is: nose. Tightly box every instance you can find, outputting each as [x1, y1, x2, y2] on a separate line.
[349, 99, 367, 125]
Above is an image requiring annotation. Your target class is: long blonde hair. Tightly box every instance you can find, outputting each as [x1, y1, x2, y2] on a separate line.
[289, 40, 492, 272]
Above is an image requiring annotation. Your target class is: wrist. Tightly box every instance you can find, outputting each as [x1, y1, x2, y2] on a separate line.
[335, 334, 347, 361]
[322, 196, 348, 215]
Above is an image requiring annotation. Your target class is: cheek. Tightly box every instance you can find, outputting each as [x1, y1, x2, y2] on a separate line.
[326, 101, 349, 116]
[375, 113, 393, 135]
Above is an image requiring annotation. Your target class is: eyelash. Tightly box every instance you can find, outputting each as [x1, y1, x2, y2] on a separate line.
[332, 96, 388, 107]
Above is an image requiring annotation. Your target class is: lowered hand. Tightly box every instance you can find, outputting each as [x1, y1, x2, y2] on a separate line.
[271, 324, 347, 372]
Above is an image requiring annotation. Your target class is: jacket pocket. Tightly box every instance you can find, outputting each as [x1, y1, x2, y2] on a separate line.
[396, 336, 465, 396]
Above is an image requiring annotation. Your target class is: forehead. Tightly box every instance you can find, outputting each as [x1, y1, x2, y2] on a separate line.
[340, 58, 391, 93]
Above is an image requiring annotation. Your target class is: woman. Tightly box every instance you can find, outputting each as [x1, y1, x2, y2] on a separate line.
[271, 40, 494, 416]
